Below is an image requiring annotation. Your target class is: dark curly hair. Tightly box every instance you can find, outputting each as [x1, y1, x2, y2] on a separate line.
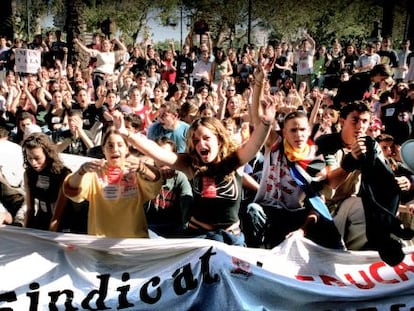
[22, 132, 65, 174]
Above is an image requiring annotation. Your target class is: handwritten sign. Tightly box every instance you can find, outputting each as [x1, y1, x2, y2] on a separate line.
[15, 48, 41, 74]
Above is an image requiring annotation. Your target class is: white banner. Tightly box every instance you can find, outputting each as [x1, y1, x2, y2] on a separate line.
[15, 49, 41, 74]
[1, 226, 414, 310]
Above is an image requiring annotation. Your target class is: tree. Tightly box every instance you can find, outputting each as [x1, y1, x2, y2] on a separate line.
[0, 0, 13, 40]
[11, 0, 49, 40]
[82, 0, 170, 43]
[65, 0, 86, 65]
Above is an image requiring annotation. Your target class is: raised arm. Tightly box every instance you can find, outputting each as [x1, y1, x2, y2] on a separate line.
[304, 33, 316, 51]
[113, 112, 192, 176]
[73, 38, 92, 55]
[251, 64, 279, 149]
[308, 92, 323, 127]
[236, 64, 275, 165]
[126, 132, 192, 176]
[113, 37, 127, 61]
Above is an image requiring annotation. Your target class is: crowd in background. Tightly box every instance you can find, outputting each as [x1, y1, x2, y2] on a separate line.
[0, 27, 414, 261]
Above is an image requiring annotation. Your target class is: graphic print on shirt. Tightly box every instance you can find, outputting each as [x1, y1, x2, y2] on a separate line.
[193, 174, 239, 201]
[100, 168, 138, 200]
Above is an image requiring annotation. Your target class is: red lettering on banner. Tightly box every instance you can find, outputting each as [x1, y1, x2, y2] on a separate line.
[369, 262, 399, 284]
[393, 262, 414, 281]
[320, 275, 346, 287]
[344, 271, 375, 289]
[295, 257, 414, 290]
[295, 275, 315, 281]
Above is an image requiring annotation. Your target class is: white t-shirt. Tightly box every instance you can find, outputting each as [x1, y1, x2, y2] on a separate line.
[0, 139, 24, 187]
[90, 50, 116, 75]
[296, 50, 315, 75]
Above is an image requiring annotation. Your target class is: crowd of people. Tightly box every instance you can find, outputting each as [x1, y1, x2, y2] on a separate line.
[1, 27, 414, 264]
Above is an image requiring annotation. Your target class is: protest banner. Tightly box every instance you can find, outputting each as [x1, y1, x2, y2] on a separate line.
[1, 227, 414, 310]
[15, 49, 41, 74]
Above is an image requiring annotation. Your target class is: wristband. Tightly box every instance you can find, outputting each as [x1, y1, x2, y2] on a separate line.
[340, 153, 360, 172]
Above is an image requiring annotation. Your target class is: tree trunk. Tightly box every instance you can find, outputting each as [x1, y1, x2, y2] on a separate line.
[406, 0, 414, 49]
[381, 0, 395, 38]
[64, 0, 87, 67]
[0, 0, 14, 40]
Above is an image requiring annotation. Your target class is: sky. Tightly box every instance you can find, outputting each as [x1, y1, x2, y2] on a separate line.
[138, 17, 184, 43]
[42, 10, 183, 44]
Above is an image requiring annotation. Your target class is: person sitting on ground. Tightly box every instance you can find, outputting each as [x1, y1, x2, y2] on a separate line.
[334, 64, 393, 109]
[115, 63, 276, 246]
[242, 65, 343, 249]
[62, 127, 162, 238]
[145, 137, 193, 237]
[22, 132, 71, 230]
[316, 101, 414, 266]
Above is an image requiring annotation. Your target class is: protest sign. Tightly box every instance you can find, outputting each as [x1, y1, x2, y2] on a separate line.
[15, 49, 41, 74]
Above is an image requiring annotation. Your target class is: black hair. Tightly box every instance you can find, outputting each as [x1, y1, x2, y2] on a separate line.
[339, 101, 372, 119]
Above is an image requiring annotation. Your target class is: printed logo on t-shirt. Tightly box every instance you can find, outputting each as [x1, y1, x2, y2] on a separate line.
[201, 176, 217, 198]
[101, 170, 138, 200]
[36, 175, 50, 189]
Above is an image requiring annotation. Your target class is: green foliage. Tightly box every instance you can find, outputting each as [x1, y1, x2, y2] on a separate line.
[253, 0, 406, 47]
[13, 0, 50, 39]
[81, 0, 181, 44]
[13, 0, 411, 49]
[154, 39, 180, 52]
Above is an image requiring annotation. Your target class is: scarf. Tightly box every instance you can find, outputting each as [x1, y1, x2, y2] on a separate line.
[106, 166, 123, 184]
[283, 138, 313, 169]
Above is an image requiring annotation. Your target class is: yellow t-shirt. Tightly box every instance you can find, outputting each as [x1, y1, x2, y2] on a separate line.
[63, 169, 162, 238]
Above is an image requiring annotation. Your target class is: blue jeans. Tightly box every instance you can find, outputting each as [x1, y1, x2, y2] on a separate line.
[185, 227, 245, 246]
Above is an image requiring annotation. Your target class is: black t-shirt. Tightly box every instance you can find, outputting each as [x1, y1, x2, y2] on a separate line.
[334, 71, 372, 108]
[26, 165, 71, 230]
[129, 56, 147, 75]
[377, 50, 399, 68]
[176, 54, 194, 79]
[269, 55, 288, 86]
[55, 129, 89, 156]
[71, 102, 99, 131]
